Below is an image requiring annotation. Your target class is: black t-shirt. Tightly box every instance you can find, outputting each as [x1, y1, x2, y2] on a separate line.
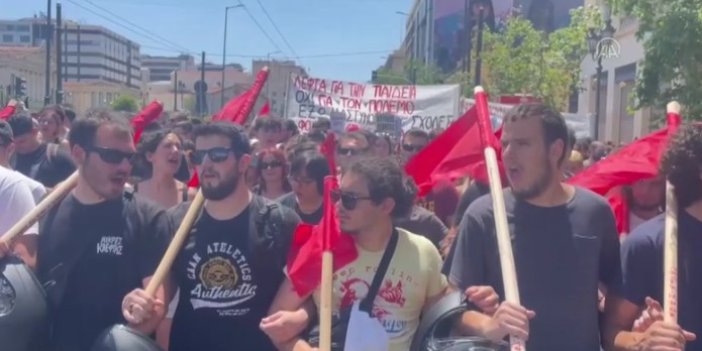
[277, 192, 323, 224]
[454, 181, 490, 227]
[621, 211, 702, 351]
[15, 143, 75, 188]
[36, 193, 170, 351]
[443, 187, 623, 351]
[168, 196, 301, 351]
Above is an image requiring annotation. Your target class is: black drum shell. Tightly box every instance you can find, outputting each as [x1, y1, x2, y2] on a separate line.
[90, 324, 163, 351]
[0, 256, 49, 351]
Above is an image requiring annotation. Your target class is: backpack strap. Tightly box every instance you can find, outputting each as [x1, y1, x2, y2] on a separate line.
[248, 195, 285, 272]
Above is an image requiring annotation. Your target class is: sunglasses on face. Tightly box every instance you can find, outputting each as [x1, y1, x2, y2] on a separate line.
[85, 145, 136, 165]
[331, 189, 373, 210]
[191, 147, 235, 165]
[402, 144, 424, 153]
[259, 160, 283, 170]
[337, 147, 361, 156]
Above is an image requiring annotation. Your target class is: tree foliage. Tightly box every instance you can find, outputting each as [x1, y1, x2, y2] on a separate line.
[480, 6, 601, 110]
[373, 60, 445, 85]
[110, 95, 139, 112]
[610, 0, 702, 119]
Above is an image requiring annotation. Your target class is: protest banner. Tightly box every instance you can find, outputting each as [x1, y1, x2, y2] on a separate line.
[285, 74, 461, 137]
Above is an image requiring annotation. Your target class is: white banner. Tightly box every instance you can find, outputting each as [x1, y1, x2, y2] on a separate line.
[285, 74, 461, 137]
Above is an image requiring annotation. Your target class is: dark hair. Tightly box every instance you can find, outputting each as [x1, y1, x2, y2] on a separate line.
[174, 120, 193, 134]
[68, 109, 133, 148]
[287, 141, 319, 160]
[0, 120, 13, 145]
[290, 151, 330, 194]
[660, 124, 702, 208]
[338, 131, 371, 151]
[376, 133, 393, 155]
[134, 128, 183, 174]
[348, 157, 416, 218]
[503, 103, 569, 165]
[285, 119, 299, 136]
[404, 128, 430, 142]
[357, 129, 377, 150]
[312, 117, 331, 130]
[7, 114, 34, 137]
[63, 106, 76, 123]
[254, 117, 283, 132]
[306, 130, 326, 144]
[192, 121, 251, 156]
[40, 104, 67, 123]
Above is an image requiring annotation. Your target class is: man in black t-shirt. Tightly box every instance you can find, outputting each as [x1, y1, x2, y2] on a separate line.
[610, 124, 701, 351]
[8, 114, 75, 188]
[36, 111, 171, 351]
[444, 103, 624, 351]
[122, 122, 301, 351]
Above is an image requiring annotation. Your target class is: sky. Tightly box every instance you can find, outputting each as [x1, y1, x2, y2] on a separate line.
[4, 0, 413, 82]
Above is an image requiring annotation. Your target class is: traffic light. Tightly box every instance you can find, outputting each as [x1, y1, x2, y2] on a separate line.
[14, 76, 27, 98]
[371, 70, 378, 82]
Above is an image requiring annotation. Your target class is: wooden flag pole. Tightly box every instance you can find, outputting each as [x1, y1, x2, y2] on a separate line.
[663, 101, 680, 323]
[319, 250, 333, 351]
[474, 86, 525, 351]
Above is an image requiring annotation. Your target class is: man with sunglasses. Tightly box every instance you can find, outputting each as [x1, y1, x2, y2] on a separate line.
[121, 122, 302, 351]
[336, 131, 372, 173]
[7, 114, 76, 189]
[35, 111, 172, 351]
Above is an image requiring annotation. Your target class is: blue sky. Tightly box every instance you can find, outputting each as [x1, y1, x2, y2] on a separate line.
[5, 0, 412, 82]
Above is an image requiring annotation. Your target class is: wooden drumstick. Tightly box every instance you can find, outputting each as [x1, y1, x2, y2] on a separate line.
[663, 101, 681, 323]
[145, 190, 205, 296]
[474, 87, 526, 351]
[0, 171, 79, 246]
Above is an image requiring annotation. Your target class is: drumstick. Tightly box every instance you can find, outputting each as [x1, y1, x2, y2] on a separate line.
[145, 190, 205, 296]
[663, 101, 680, 323]
[474, 87, 525, 351]
[0, 171, 79, 246]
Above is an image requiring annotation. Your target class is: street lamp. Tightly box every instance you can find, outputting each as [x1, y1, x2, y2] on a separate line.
[587, 13, 616, 141]
[222, 4, 244, 107]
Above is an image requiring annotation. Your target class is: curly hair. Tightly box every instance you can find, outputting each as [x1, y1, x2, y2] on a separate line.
[660, 124, 702, 208]
[348, 157, 417, 219]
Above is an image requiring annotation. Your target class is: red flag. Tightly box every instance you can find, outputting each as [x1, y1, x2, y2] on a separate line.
[0, 105, 16, 120]
[319, 132, 337, 177]
[286, 176, 358, 297]
[131, 100, 164, 143]
[259, 102, 270, 116]
[213, 67, 269, 124]
[405, 107, 505, 197]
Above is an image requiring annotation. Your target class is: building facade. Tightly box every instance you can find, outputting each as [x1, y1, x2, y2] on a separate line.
[174, 64, 252, 114]
[0, 46, 49, 108]
[141, 54, 195, 82]
[62, 80, 140, 116]
[251, 59, 306, 118]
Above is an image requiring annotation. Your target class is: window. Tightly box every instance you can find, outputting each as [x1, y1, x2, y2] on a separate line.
[5, 25, 14, 31]
[17, 25, 30, 32]
[2, 35, 13, 42]
[20, 35, 30, 43]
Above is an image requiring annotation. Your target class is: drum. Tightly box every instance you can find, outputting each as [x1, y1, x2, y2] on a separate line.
[90, 324, 163, 351]
[0, 256, 49, 351]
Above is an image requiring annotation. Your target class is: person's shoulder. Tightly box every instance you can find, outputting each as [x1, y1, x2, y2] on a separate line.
[625, 213, 664, 250]
[397, 227, 438, 251]
[0, 166, 26, 189]
[571, 186, 611, 210]
[274, 192, 296, 207]
[464, 191, 496, 218]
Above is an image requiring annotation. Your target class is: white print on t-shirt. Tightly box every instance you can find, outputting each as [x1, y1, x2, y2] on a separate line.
[187, 242, 257, 314]
[96, 236, 123, 256]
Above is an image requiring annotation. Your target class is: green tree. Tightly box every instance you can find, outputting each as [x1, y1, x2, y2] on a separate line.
[373, 60, 445, 85]
[610, 0, 702, 118]
[480, 6, 601, 110]
[111, 95, 138, 112]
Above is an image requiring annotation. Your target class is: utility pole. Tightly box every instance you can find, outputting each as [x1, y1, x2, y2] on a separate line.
[63, 24, 68, 81]
[173, 70, 178, 110]
[55, 1, 63, 104]
[463, 0, 470, 74]
[77, 25, 81, 81]
[474, 5, 485, 86]
[44, 0, 52, 106]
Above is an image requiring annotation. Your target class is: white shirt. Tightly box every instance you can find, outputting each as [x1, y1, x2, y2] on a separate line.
[0, 167, 39, 236]
[11, 169, 46, 203]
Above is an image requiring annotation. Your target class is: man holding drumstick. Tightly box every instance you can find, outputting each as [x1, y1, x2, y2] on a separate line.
[608, 124, 700, 351]
[445, 103, 624, 350]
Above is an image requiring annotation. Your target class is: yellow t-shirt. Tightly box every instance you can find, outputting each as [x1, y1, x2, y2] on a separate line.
[312, 228, 448, 351]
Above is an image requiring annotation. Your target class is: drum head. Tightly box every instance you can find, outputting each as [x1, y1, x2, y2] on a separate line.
[0, 256, 49, 351]
[90, 324, 163, 351]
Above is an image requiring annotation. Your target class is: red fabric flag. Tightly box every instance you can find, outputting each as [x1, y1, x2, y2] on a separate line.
[131, 101, 164, 144]
[213, 67, 269, 124]
[259, 102, 270, 116]
[0, 105, 16, 120]
[405, 107, 505, 197]
[286, 176, 358, 297]
[319, 132, 337, 177]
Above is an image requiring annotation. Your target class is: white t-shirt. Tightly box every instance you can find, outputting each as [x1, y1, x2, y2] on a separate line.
[0, 167, 39, 236]
[11, 169, 46, 203]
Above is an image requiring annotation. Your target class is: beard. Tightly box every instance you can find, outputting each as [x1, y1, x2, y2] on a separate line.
[84, 156, 128, 200]
[512, 160, 555, 201]
[201, 168, 240, 201]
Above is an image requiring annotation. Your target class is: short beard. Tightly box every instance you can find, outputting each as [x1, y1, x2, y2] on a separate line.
[512, 163, 554, 201]
[201, 170, 240, 201]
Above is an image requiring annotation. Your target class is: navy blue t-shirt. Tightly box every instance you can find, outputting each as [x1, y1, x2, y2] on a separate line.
[621, 210, 702, 351]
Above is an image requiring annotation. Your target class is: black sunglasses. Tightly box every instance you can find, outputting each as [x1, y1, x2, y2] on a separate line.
[85, 145, 136, 165]
[191, 147, 236, 165]
[331, 189, 373, 210]
[259, 160, 283, 170]
[402, 144, 424, 152]
[337, 147, 361, 156]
